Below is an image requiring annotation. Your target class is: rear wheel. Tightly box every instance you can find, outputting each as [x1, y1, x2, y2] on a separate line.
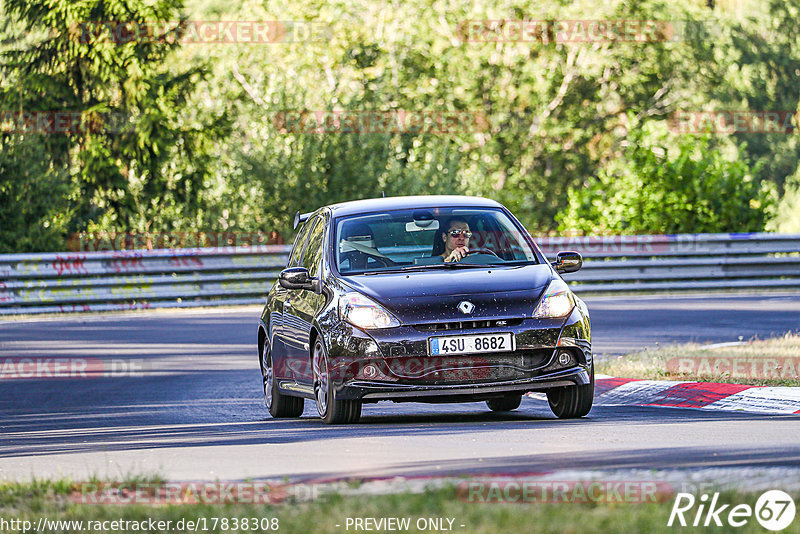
[486, 394, 522, 412]
[261, 340, 304, 418]
[313, 338, 361, 424]
[547, 364, 594, 419]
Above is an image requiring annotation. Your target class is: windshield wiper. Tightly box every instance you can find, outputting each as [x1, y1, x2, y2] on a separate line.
[359, 266, 447, 275]
[400, 263, 488, 271]
[361, 268, 408, 275]
[360, 262, 511, 275]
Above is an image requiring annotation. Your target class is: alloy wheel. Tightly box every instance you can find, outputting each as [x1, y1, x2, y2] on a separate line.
[261, 343, 273, 410]
[313, 341, 329, 416]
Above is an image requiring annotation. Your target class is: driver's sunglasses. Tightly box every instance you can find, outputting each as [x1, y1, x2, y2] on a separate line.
[449, 230, 472, 238]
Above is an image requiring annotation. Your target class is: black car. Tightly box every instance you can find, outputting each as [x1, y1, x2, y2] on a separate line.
[258, 195, 592, 424]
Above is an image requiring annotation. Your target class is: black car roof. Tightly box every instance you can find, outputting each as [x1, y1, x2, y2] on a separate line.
[324, 195, 504, 218]
[294, 195, 508, 228]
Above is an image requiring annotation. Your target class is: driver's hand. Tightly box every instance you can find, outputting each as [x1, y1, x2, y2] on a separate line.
[445, 246, 469, 262]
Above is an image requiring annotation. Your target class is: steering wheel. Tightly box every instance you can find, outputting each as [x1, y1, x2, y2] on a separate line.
[466, 248, 500, 258]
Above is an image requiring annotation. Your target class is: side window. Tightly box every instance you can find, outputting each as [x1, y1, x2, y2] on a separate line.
[301, 217, 326, 277]
[288, 219, 313, 267]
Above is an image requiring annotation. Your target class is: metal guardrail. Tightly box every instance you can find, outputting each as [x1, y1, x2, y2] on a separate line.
[536, 233, 800, 292]
[0, 247, 291, 315]
[0, 233, 798, 315]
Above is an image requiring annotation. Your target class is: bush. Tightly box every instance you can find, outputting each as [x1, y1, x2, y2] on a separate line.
[768, 173, 800, 233]
[557, 130, 775, 235]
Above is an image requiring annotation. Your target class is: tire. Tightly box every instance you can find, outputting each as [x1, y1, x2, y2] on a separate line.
[261, 340, 304, 418]
[546, 364, 594, 419]
[486, 394, 522, 412]
[313, 338, 361, 424]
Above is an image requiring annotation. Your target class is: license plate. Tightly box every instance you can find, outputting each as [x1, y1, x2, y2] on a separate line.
[428, 333, 515, 356]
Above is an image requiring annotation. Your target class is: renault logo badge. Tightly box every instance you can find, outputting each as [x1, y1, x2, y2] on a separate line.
[458, 301, 475, 314]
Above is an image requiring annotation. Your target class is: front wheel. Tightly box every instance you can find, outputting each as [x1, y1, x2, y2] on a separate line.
[546, 365, 594, 419]
[261, 341, 304, 418]
[313, 339, 361, 424]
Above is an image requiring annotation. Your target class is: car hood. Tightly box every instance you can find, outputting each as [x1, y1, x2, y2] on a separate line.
[341, 264, 554, 324]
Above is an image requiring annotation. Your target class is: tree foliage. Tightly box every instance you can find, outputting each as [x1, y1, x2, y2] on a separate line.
[0, 135, 75, 252]
[0, 0, 228, 251]
[557, 126, 775, 235]
[0, 0, 796, 252]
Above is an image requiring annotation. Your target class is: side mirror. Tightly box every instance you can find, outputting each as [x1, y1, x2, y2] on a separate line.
[279, 267, 318, 291]
[551, 251, 582, 274]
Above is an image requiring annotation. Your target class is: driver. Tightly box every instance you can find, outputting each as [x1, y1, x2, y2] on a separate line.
[438, 218, 472, 262]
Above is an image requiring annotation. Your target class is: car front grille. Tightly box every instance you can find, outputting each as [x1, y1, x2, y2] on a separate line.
[413, 318, 524, 332]
[392, 349, 554, 385]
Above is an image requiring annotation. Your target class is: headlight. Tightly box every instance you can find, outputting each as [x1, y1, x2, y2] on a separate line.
[532, 279, 575, 318]
[339, 292, 400, 329]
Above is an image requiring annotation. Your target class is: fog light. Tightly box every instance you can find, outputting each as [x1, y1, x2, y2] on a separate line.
[363, 364, 378, 378]
[557, 350, 573, 366]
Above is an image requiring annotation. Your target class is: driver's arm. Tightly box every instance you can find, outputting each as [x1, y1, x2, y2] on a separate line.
[444, 246, 469, 262]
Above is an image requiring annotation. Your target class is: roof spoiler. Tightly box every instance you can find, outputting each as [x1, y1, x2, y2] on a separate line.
[293, 210, 313, 229]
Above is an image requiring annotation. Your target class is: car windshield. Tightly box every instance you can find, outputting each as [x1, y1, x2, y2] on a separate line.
[334, 207, 539, 275]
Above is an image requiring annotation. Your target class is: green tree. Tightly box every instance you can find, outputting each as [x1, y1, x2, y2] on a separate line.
[0, 0, 228, 251]
[193, 0, 740, 236]
[0, 135, 75, 252]
[3, 0, 793, 252]
[713, 0, 800, 189]
[556, 127, 774, 235]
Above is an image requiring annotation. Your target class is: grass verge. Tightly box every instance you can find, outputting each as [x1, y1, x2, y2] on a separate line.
[597, 332, 800, 386]
[1, 479, 798, 534]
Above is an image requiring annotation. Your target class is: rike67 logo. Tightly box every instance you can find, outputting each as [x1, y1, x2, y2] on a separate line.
[668, 490, 796, 531]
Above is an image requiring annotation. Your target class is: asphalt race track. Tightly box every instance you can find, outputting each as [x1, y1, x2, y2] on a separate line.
[1, 292, 799, 482]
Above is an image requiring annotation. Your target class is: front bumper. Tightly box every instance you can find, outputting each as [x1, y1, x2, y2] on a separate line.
[337, 365, 591, 402]
[322, 306, 592, 402]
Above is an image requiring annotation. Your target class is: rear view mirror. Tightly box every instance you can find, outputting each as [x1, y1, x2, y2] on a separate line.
[551, 251, 582, 274]
[279, 267, 319, 291]
[406, 210, 439, 232]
